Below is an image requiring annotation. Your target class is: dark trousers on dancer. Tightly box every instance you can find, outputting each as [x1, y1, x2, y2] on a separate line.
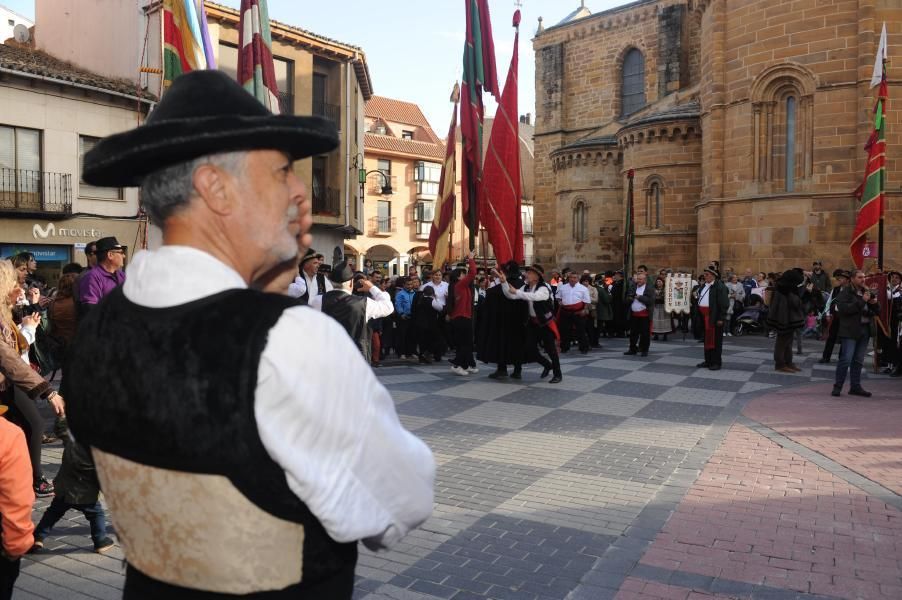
[559, 309, 589, 353]
[450, 317, 475, 369]
[699, 307, 724, 367]
[5, 387, 45, 485]
[628, 313, 650, 353]
[527, 321, 561, 378]
[774, 331, 794, 369]
[0, 556, 20, 600]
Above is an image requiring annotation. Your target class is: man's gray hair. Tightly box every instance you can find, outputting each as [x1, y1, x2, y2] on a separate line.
[140, 151, 247, 224]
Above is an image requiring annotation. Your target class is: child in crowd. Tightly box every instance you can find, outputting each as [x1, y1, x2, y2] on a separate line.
[29, 419, 114, 554]
[801, 310, 819, 338]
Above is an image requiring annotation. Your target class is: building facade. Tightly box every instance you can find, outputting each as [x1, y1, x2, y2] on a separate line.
[347, 95, 464, 276]
[31, 0, 373, 263]
[0, 38, 154, 286]
[533, 0, 902, 274]
[0, 4, 32, 43]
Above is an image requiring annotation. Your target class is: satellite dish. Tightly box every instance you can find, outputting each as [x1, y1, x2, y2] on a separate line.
[13, 24, 30, 44]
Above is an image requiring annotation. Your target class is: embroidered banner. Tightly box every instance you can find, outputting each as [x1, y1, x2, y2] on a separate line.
[665, 273, 693, 315]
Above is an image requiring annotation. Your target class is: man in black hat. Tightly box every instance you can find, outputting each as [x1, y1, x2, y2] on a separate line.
[818, 269, 851, 364]
[63, 70, 434, 599]
[499, 265, 562, 383]
[320, 261, 393, 362]
[77, 237, 126, 314]
[696, 265, 730, 370]
[288, 248, 332, 307]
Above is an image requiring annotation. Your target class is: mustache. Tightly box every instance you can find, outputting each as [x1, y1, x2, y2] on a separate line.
[286, 203, 299, 221]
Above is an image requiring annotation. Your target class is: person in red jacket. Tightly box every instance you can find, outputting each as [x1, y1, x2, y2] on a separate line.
[447, 251, 478, 375]
[0, 415, 35, 600]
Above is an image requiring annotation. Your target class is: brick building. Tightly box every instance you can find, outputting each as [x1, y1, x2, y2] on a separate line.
[533, 0, 902, 273]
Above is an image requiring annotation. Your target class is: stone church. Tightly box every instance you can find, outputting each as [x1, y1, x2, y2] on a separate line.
[532, 0, 902, 273]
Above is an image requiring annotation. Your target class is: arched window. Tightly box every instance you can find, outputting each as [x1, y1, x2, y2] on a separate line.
[784, 96, 796, 192]
[621, 49, 646, 117]
[573, 201, 588, 243]
[646, 181, 662, 228]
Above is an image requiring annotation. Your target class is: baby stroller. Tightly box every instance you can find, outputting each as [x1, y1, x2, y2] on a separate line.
[733, 303, 767, 336]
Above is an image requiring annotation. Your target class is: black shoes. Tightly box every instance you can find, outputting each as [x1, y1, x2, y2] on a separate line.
[549, 375, 562, 384]
[488, 371, 508, 380]
[94, 537, 115, 554]
[818, 358, 831, 364]
[831, 385, 841, 397]
[848, 387, 872, 398]
[708, 364, 721, 371]
[696, 362, 710, 368]
[510, 370, 522, 380]
[639, 351, 648, 357]
[624, 350, 638, 355]
[540, 366, 551, 379]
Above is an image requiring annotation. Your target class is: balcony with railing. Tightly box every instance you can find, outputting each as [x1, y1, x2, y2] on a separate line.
[0, 168, 72, 215]
[369, 216, 396, 236]
[313, 101, 342, 125]
[312, 186, 341, 217]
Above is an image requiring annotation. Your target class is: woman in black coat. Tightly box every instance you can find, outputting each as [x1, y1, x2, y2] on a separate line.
[766, 269, 806, 372]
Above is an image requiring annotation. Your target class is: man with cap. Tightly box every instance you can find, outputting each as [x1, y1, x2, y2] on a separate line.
[810, 261, 829, 293]
[319, 261, 393, 362]
[696, 265, 730, 370]
[63, 70, 434, 599]
[77, 237, 126, 314]
[499, 265, 562, 383]
[287, 248, 332, 307]
[818, 269, 851, 364]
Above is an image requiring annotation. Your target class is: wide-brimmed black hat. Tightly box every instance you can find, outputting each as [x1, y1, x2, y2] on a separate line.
[83, 70, 339, 187]
[95, 237, 124, 254]
[832, 268, 851, 279]
[704, 265, 721, 279]
[524, 264, 545, 277]
[329, 260, 355, 284]
[300, 248, 317, 265]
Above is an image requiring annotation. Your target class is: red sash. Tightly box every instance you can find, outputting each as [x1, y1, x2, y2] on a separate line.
[561, 302, 586, 313]
[699, 306, 715, 350]
[631, 309, 649, 318]
[531, 316, 561, 341]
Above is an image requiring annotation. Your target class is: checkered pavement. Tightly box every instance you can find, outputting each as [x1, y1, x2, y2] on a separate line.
[14, 335, 843, 600]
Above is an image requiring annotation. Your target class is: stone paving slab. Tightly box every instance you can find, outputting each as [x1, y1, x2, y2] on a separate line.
[15, 333, 899, 600]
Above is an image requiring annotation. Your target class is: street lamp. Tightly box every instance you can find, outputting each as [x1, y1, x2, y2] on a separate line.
[360, 169, 393, 196]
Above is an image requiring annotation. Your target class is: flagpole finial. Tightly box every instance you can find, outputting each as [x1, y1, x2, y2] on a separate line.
[513, 10, 521, 28]
[451, 82, 460, 103]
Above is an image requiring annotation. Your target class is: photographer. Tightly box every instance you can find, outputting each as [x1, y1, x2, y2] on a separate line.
[832, 269, 880, 397]
[320, 262, 394, 363]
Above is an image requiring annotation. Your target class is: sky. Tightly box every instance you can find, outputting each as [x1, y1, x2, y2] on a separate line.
[4, 0, 627, 133]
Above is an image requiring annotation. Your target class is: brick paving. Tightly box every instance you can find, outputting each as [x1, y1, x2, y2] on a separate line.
[11, 334, 902, 600]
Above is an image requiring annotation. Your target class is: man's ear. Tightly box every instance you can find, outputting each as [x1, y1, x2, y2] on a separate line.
[193, 164, 235, 216]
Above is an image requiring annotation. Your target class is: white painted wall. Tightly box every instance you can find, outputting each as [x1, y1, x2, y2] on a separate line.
[0, 5, 33, 44]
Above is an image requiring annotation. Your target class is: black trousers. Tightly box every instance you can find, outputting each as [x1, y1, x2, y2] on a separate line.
[703, 321, 725, 366]
[450, 317, 475, 369]
[559, 310, 589, 352]
[526, 322, 561, 377]
[821, 318, 839, 361]
[628, 314, 650, 353]
[774, 331, 794, 368]
[5, 387, 44, 484]
[0, 557, 19, 600]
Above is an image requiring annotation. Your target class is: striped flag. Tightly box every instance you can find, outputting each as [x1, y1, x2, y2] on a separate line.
[238, 0, 280, 113]
[460, 0, 499, 245]
[851, 23, 888, 268]
[624, 170, 635, 278]
[162, 0, 215, 87]
[479, 10, 523, 265]
[429, 85, 460, 270]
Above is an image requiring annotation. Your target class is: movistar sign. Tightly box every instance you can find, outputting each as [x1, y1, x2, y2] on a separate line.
[32, 223, 104, 240]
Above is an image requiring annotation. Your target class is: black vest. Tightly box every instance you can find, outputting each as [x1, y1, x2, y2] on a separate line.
[63, 288, 356, 598]
[321, 290, 370, 362]
[299, 272, 327, 306]
[528, 282, 555, 326]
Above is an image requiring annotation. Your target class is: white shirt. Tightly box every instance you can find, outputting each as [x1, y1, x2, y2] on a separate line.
[555, 282, 590, 306]
[699, 282, 713, 307]
[122, 246, 435, 550]
[287, 270, 333, 308]
[422, 280, 449, 306]
[504, 282, 551, 318]
[323, 285, 395, 322]
[631, 284, 648, 313]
